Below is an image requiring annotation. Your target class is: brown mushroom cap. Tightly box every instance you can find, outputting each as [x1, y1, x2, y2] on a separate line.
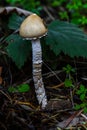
[19, 14, 47, 39]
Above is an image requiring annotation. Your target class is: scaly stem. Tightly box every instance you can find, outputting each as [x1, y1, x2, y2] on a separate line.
[32, 39, 47, 108]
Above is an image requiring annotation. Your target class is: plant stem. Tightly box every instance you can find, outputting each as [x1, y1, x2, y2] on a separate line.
[32, 39, 47, 108]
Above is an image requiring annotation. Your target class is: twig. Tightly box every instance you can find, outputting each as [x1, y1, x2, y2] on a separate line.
[48, 82, 64, 89]
[43, 62, 62, 82]
[0, 90, 12, 103]
[43, 6, 55, 21]
[15, 100, 36, 109]
[81, 113, 87, 120]
[0, 121, 7, 130]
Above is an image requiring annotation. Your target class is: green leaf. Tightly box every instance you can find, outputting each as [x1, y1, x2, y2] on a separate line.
[8, 84, 30, 93]
[6, 34, 31, 68]
[17, 84, 30, 93]
[76, 90, 82, 95]
[83, 107, 87, 113]
[80, 93, 86, 101]
[64, 78, 72, 87]
[77, 84, 86, 95]
[8, 13, 25, 30]
[63, 64, 75, 74]
[46, 20, 87, 58]
[8, 87, 17, 93]
[80, 84, 86, 92]
[74, 104, 81, 110]
[80, 103, 86, 108]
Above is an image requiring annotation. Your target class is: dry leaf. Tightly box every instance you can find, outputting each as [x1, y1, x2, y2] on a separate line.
[46, 99, 72, 110]
[0, 6, 33, 16]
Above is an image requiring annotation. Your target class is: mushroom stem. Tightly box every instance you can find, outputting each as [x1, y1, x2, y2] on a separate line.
[32, 39, 47, 108]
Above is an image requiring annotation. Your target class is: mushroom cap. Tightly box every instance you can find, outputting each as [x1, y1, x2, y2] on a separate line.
[19, 14, 47, 39]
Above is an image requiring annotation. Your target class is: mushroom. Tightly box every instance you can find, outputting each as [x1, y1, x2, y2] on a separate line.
[19, 14, 47, 108]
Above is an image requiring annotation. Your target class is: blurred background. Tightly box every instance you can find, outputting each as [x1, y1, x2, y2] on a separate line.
[1, 0, 87, 26]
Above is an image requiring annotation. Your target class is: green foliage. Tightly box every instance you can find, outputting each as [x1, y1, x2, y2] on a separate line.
[6, 0, 87, 26]
[59, 11, 69, 20]
[66, 0, 87, 25]
[6, 0, 21, 4]
[63, 64, 75, 88]
[6, 34, 31, 68]
[47, 0, 66, 6]
[49, 0, 87, 26]
[8, 83, 30, 93]
[63, 65, 87, 113]
[75, 84, 87, 113]
[64, 78, 73, 87]
[75, 103, 87, 113]
[6, 0, 41, 13]
[46, 20, 87, 57]
[6, 14, 31, 68]
[76, 84, 87, 101]
[63, 64, 75, 74]
[8, 13, 25, 30]
[5, 13, 87, 68]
